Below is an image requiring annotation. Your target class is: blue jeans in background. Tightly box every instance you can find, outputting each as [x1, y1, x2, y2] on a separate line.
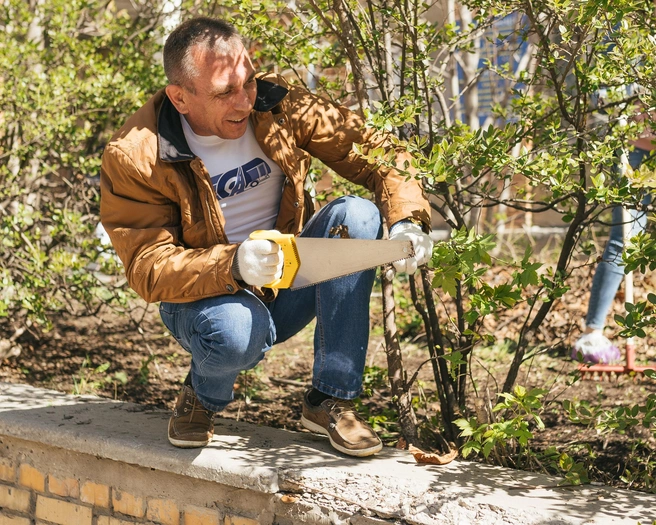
[586, 148, 652, 330]
[159, 196, 382, 412]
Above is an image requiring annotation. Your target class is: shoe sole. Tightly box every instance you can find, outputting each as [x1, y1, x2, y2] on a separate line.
[168, 436, 211, 448]
[300, 415, 383, 457]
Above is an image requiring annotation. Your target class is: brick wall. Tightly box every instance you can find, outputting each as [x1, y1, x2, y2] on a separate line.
[0, 436, 288, 525]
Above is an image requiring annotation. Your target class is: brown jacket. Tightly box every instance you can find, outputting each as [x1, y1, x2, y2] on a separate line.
[100, 74, 431, 303]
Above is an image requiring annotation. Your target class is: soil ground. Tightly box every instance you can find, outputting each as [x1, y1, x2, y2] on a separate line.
[1, 263, 655, 493]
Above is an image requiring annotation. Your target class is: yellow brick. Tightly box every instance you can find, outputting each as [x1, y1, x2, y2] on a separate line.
[80, 480, 110, 508]
[47, 474, 79, 498]
[0, 484, 31, 513]
[184, 506, 220, 525]
[147, 498, 180, 525]
[0, 511, 31, 525]
[18, 464, 45, 492]
[35, 495, 92, 525]
[96, 517, 110, 525]
[112, 489, 145, 518]
[0, 458, 16, 483]
[224, 516, 259, 525]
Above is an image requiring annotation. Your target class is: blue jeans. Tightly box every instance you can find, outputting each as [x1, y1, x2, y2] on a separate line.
[586, 148, 652, 330]
[159, 196, 382, 412]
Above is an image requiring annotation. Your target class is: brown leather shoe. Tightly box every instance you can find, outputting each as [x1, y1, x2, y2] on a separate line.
[168, 385, 214, 448]
[300, 390, 382, 457]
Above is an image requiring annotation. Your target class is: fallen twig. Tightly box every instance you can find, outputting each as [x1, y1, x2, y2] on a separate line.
[269, 377, 311, 388]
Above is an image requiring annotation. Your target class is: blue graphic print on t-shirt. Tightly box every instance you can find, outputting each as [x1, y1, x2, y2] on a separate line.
[211, 158, 271, 199]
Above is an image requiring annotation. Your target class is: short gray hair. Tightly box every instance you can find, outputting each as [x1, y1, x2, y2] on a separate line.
[163, 17, 242, 92]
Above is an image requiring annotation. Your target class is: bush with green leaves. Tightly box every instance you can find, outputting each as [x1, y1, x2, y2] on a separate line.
[455, 385, 591, 485]
[456, 386, 547, 467]
[0, 0, 167, 341]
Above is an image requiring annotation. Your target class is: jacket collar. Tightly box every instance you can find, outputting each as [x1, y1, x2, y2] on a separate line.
[253, 77, 289, 112]
[157, 78, 289, 163]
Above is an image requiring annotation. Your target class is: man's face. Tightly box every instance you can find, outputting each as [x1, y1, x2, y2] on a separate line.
[167, 40, 257, 139]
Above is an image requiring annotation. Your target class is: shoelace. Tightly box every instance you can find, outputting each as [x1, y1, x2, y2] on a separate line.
[184, 397, 213, 422]
[324, 399, 362, 423]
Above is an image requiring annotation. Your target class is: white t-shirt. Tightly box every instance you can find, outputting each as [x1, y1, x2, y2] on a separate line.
[181, 116, 285, 242]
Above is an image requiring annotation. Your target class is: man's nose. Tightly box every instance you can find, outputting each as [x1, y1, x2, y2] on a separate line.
[234, 86, 254, 112]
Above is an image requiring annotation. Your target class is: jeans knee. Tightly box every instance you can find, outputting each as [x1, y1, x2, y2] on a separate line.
[193, 301, 273, 373]
[329, 196, 382, 239]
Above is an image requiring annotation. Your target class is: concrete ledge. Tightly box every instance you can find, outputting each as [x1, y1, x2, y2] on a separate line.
[1, 382, 655, 524]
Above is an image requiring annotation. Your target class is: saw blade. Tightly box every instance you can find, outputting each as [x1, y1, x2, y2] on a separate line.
[289, 238, 414, 289]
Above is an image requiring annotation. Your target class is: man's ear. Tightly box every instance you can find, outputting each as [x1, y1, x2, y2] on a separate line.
[165, 84, 189, 114]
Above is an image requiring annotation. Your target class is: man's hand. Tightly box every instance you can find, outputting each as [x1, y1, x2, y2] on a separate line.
[233, 236, 284, 287]
[389, 220, 433, 274]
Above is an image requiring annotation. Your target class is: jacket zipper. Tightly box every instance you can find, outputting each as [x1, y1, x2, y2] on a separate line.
[191, 158, 224, 245]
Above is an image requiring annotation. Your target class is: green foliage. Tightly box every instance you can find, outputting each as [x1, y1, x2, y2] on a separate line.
[621, 440, 656, 493]
[562, 372, 656, 492]
[138, 354, 158, 385]
[236, 364, 267, 405]
[614, 296, 656, 339]
[624, 231, 656, 274]
[430, 227, 495, 298]
[304, 0, 656, 451]
[71, 355, 128, 397]
[0, 0, 165, 329]
[563, 372, 656, 440]
[360, 365, 389, 397]
[457, 386, 593, 484]
[455, 386, 547, 467]
[555, 450, 591, 486]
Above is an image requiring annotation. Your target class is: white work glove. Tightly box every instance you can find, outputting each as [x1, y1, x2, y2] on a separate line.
[232, 236, 284, 287]
[389, 220, 433, 274]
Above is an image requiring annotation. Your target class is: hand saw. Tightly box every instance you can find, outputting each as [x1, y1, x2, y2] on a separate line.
[249, 230, 415, 289]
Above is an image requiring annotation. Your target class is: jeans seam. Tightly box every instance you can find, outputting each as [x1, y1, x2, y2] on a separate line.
[314, 284, 326, 385]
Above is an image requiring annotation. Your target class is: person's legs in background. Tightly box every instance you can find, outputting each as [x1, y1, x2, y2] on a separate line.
[573, 148, 651, 363]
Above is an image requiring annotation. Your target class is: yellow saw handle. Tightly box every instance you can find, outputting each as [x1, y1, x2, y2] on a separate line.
[249, 230, 300, 289]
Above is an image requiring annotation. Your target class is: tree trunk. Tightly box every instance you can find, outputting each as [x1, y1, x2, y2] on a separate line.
[381, 265, 420, 446]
